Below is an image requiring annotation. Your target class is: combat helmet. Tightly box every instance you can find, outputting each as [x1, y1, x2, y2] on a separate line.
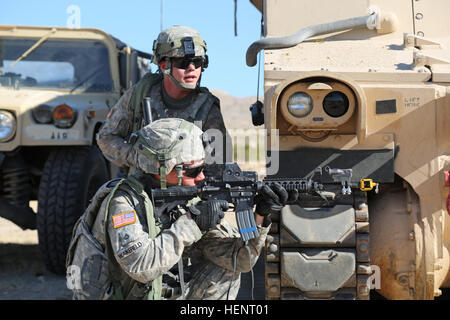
[152, 25, 208, 90]
[132, 118, 205, 188]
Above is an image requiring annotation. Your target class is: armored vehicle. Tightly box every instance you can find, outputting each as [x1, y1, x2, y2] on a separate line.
[247, 0, 449, 299]
[0, 25, 151, 274]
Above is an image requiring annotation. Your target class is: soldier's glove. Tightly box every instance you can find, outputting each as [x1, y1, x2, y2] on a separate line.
[189, 200, 228, 232]
[255, 183, 298, 216]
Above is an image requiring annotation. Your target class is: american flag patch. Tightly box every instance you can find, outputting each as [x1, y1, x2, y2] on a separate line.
[112, 210, 136, 229]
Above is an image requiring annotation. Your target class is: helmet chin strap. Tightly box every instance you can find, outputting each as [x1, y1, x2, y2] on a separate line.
[163, 59, 199, 91]
[175, 165, 183, 186]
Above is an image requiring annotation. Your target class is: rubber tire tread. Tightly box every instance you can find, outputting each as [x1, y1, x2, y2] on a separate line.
[37, 146, 108, 274]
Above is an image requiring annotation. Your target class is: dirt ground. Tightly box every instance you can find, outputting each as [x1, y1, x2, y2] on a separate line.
[0, 202, 73, 300]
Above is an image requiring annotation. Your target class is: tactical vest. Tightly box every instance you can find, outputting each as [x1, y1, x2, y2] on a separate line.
[129, 73, 219, 133]
[66, 176, 162, 300]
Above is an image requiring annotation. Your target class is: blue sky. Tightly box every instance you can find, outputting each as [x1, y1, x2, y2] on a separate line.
[0, 0, 263, 98]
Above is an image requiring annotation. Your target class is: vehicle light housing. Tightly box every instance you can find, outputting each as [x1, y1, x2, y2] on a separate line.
[287, 92, 313, 118]
[53, 104, 77, 128]
[32, 104, 53, 124]
[323, 91, 349, 118]
[0, 110, 17, 142]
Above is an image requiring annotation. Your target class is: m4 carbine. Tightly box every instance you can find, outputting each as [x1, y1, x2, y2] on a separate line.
[150, 162, 260, 241]
[149, 163, 375, 241]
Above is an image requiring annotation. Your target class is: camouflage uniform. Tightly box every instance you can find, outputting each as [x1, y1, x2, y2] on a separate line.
[90, 182, 202, 299]
[89, 185, 269, 300]
[86, 119, 268, 299]
[185, 218, 270, 300]
[97, 25, 232, 169]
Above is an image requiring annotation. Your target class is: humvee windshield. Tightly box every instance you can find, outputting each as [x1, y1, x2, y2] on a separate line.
[0, 38, 113, 92]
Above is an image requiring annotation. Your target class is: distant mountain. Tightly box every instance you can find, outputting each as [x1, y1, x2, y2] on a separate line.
[210, 89, 260, 129]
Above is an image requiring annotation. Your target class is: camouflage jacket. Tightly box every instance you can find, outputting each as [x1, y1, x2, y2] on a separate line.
[185, 218, 270, 300]
[91, 182, 269, 300]
[96, 73, 232, 168]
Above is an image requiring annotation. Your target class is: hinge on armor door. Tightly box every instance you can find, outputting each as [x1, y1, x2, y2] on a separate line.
[404, 33, 442, 49]
[414, 51, 450, 68]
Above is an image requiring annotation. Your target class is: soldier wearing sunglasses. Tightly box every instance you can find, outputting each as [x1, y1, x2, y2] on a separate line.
[70, 118, 288, 300]
[97, 25, 232, 172]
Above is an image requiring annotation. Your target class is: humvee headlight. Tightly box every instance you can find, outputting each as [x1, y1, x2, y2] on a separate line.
[287, 92, 313, 118]
[0, 111, 17, 142]
[53, 104, 77, 128]
[32, 104, 53, 124]
[323, 91, 349, 118]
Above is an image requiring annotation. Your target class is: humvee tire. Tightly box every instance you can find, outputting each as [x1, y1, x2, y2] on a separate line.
[37, 145, 109, 274]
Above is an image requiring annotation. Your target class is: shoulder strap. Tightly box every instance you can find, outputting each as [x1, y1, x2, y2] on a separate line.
[103, 178, 127, 300]
[123, 176, 160, 239]
[129, 73, 162, 132]
[120, 176, 163, 300]
[146, 82, 167, 121]
[195, 89, 220, 128]
[104, 179, 126, 227]
[103, 177, 162, 300]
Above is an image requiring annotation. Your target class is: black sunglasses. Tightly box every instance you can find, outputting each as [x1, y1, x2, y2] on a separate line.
[171, 56, 207, 70]
[183, 164, 204, 178]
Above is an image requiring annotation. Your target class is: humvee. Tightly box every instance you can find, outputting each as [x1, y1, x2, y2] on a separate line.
[247, 0, 450, 299]
[0, 25, 151, 274]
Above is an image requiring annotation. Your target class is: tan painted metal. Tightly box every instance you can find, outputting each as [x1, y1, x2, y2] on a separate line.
[254, 0, 450, 299]
[0, 25, 123, 152]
